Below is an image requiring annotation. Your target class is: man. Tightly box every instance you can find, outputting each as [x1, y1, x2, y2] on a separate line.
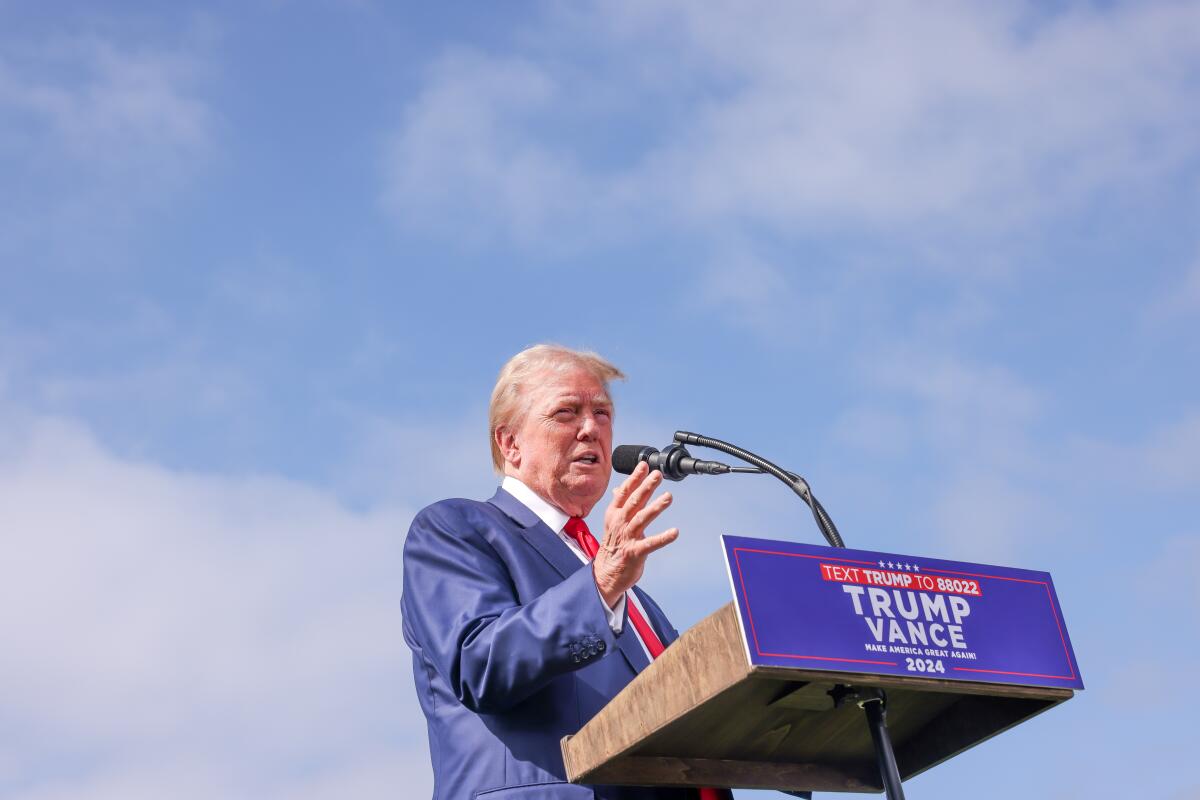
[401, 344, 711, 800]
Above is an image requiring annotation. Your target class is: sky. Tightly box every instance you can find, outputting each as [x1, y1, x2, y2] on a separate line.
[1, 1, 1198, 798]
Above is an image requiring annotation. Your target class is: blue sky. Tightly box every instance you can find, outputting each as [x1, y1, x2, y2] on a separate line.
[1, 1, 1198, 798]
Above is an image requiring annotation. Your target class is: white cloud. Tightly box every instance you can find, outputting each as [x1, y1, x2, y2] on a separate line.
[831, 405, 913, 458]
[381, 50, 594, 247]
[842, 348, 1061, 559]
[382, 0, 1200, 247]
[0, 30, 216, 263]
[846, 347, 1199, 561]
[931, 473, 1055, 564]
[1141, 412, 1200, 490]
[691, 246, 839, 342]
[627, 0, 1200, 230]
[0, 34, 213, 177]
[211, 250, 320, 322]
[336, 408, 499, 508]
[1068, 410, 1200, 494]
[1148, 254, 1200, 322]
[1133, 533, 1200, 614]
[0, 413, 429, 799]
[862, 348, 1043, 466]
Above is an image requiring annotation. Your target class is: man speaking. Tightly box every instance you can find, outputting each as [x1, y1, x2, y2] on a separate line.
[402, 344, 725, 800]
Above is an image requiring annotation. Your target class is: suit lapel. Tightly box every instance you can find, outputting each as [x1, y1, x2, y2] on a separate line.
[488, 488, 582, 580]
[632, 585, 678, 646]
[487, 487, 658, 676]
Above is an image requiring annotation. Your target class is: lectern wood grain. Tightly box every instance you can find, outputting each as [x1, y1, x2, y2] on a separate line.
[561, 600, 749, 783]
[561, 603, 1073, 793]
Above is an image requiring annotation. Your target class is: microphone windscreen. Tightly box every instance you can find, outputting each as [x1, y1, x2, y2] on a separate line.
[611, 444, 650, 475]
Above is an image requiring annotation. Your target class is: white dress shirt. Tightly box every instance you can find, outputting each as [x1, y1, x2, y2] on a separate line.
[501, 476, 656, 661]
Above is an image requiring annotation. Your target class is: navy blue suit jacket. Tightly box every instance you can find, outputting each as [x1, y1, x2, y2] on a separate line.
[401, 488, 699, 800]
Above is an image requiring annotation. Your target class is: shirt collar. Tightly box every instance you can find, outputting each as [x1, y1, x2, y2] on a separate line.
[501, 476, 570, 534]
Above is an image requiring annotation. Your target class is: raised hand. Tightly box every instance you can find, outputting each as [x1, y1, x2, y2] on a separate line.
[592, 461, 680, 607]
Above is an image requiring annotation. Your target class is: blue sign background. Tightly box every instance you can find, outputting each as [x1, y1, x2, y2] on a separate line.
[722, 535, 1083, 690]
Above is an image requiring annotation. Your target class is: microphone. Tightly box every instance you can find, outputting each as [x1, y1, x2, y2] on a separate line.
[611, 443, 733, 481]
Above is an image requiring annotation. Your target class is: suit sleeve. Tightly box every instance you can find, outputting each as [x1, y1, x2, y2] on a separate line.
[401, 501, 617, 714]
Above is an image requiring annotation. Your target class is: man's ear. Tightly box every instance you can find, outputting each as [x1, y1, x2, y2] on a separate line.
[495, 426, 520, 469]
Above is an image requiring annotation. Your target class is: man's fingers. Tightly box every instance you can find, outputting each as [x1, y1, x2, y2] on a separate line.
[624, 469, 663, 513]
[611, 462, 649, 509]
[637, 528, 679, 555]
[627, 492, 672, 533]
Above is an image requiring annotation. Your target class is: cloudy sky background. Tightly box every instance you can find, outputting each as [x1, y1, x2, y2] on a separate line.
[2, 1, 1198, 798]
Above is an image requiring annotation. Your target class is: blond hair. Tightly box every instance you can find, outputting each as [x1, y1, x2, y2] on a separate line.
[489, 344, 625, 473]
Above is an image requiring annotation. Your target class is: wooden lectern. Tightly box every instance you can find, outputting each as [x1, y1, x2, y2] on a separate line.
[561, 602, 1074, 794]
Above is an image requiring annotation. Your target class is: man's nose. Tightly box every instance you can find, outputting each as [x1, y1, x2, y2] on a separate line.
[577, 414, 598, 439]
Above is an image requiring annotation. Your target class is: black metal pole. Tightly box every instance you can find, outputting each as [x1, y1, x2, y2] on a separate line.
[860, 691, 906, 800]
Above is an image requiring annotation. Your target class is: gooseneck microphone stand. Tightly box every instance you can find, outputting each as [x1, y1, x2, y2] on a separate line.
[671, 431, 844, 549]
[667, 430, 907, 800]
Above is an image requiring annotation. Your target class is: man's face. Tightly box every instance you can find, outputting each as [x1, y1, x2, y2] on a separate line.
[505, 367, 614, 517]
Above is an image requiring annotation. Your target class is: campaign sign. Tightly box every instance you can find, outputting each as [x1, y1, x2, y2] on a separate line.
[723, 535, 1083, 690]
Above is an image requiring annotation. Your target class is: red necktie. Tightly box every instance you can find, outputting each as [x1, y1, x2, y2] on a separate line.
[563, 518, 726, 800]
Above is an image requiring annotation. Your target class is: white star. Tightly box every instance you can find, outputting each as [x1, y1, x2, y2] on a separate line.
[887, 561, 895, 569]
[903, 563, 911, 571]
[913, 564, 920, 572]
[878, 560, 886, 568]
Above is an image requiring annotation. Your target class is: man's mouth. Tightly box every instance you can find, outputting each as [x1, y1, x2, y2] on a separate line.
[573, 454, 600, 465]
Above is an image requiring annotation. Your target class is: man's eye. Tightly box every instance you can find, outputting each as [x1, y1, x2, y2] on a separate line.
[555, 408, 575, 418]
